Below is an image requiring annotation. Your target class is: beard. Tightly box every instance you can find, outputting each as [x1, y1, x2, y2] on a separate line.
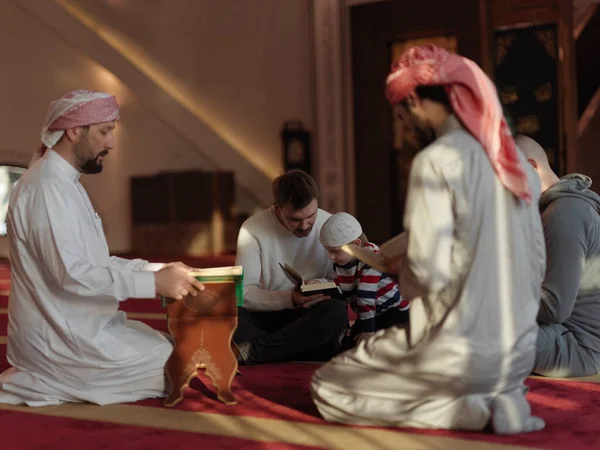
[74, 135, 107, 174]
[79, 151, 107, 174]
[412, 123, 436, 148]
[293, 226, 313, 238]
[407, 113, 436, 149]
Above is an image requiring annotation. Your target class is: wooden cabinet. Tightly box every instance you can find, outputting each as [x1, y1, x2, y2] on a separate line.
[130, 171, 237, 255]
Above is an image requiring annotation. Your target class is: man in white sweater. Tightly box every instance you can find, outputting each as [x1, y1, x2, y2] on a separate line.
[233, 170, 348, 364]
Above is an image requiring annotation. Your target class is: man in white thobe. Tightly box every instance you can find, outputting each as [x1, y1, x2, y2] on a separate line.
[311, 45, 546, 434]
[0, 90, 204, 406]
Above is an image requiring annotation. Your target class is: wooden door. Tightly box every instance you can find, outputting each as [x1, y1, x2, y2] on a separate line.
[350, 0, 491, 243]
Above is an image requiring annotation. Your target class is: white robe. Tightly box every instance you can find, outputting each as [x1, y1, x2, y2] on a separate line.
[311, 116, 547, 434]
[0, 150, 172, 406]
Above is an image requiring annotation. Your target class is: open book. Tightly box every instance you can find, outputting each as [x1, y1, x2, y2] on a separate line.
[340, 232, 407, 274]
[161, 265, 244, 307]
[278, 263, 344, 300]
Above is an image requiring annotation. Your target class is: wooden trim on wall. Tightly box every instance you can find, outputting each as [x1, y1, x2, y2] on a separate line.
[341, 5, 357, 215]
[574, 3, 599, 39]
[491, 0, 578, 176]
[311, 0, 381, 215]
[387, 27, 456, 43]
[492, 0, 559, 28]
[558, 0, 580, 173]
[579, 87, 600, 137]
[311, 0, 351, 214]
[479, 0, 494, 76]
[312, 0, 576, 217]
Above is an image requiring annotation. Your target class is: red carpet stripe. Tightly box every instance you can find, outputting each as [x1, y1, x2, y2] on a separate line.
[0, 318, 167, 336]
[2, 256, 600, 449]
[119, 299, 165, 314]
[135, 364, 600, 450]
[4, 299, 600, 450]
[2, 296, 166, 315]
[2, 354, 597, 450]
[0, 311, 166, 335]
[3, 309, 600, 449]
[4, 328, 588, 450]
[0, 409, 320, 450]
[140, 364, 323, 423]
[0, 296, 165, 314]
[1, 296, 165, 313]
[2, 402, 522, 450]
[1, 340, 7, 372]
[0, 314, 7, 335]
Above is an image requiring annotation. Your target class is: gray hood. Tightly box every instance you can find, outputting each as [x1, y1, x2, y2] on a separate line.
[540, 174, 600, 214]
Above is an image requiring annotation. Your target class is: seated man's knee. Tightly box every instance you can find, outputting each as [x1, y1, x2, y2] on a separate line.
[314, 299, 348, 326]
[237, 306, 254, 320]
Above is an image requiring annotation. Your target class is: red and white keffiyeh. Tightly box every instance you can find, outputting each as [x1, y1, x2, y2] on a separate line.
[33, 89, 120, 163]
[385, 44, 531, 204]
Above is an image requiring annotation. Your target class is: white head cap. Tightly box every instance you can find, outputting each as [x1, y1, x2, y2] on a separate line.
[320, 212, 363, 248]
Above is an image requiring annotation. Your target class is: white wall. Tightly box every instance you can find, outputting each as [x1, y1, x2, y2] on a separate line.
[72, 0, 314, 179]
[0, 0, 314, 255]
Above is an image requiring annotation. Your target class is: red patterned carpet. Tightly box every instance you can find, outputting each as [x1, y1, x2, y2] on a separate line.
[1, 257, 600, 449]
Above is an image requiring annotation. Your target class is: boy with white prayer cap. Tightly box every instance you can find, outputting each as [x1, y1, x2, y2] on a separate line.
[320, 212, 409, 348]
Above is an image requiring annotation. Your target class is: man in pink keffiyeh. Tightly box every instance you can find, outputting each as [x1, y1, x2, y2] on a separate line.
[31, 89, 121, 171]
[385, 44, 531, 203]
[0, 90, 205, 407]
[312, 45, 547, 435]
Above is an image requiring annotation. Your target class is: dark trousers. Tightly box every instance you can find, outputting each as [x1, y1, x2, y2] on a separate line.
[341, 308, 410, 351]
[233, 299, 348, 365]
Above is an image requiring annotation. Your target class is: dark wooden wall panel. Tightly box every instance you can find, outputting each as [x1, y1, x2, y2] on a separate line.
[350, 0, 489, 243]
[130, 174, 170, 224]
[130, 171, 237, 255]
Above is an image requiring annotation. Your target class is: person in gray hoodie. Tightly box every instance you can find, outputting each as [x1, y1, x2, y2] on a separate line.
[517, 135, 600, 377]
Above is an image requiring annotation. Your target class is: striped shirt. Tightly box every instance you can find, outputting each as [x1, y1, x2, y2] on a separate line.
[333, 242, 409, 332]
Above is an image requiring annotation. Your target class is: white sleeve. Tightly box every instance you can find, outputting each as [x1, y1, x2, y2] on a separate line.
[22, 184, 156, 301]
[109, 256, 165, 272]
[235, 226, 293, 311]
[401, 153, 454, 298]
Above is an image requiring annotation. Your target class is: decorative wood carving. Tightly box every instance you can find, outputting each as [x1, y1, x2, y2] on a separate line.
[163, 282, 239, 407]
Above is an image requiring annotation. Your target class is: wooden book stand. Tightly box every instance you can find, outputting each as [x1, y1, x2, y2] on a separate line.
[162, 269, 243, 407]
